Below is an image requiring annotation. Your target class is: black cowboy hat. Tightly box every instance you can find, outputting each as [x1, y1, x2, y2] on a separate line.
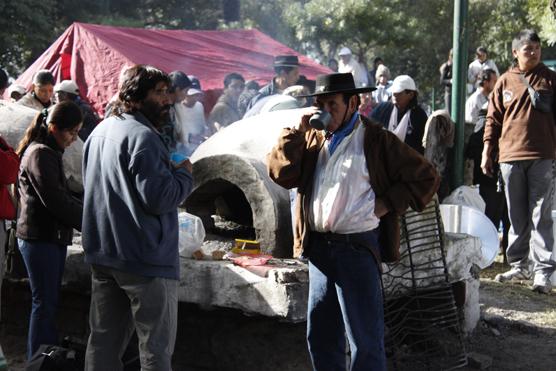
[300, 73, 375, 97]
[273, 55, 300, 68]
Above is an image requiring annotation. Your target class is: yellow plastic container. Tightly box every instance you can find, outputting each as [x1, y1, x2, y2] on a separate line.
[231, 239, 261, 255]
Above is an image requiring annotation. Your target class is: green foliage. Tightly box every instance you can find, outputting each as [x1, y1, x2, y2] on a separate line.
[138, 0, 222, 29]
[0, 0, 57, 75]
[527, 0, 556, 46]
[281, 0, 455, 104]
[0, 0, 225, 75]
[278, 0, 536, 105]
[220, 0, 298, 48]
[468, 0, 532, 71]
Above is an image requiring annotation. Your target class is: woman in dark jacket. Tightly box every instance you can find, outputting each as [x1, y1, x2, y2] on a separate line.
[16, 101, 83, 359]
[370, 75, 428, 154]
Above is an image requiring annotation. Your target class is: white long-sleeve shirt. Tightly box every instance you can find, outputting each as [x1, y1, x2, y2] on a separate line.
[339, 58, 369, 88]
[467, 59, 499, 93]
[465, 87, 488, 131]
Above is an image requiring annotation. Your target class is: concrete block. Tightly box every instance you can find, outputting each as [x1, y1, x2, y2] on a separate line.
[178, 259, 308, 322]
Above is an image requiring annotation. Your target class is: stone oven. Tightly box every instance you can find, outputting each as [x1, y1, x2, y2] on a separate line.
[187, 109, 305, 258]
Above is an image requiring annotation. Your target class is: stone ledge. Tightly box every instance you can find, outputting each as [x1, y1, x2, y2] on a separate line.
[63, 246, 310, 323]
[63, 231, 481, 324]
[178, 259, 308, 322]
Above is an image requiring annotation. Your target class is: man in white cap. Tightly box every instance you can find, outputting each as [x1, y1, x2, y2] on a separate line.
[370, 75, 428, 154]
[175, 86, 208, 156]
[338, 47, 369, 88]
[54, 80, 99, 141]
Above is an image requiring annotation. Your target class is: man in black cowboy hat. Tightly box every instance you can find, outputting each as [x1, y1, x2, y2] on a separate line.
[267, 73, 439, 371]
[245, 55, 300, 112]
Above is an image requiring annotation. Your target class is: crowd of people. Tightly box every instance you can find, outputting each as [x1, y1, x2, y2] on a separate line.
[0, 27, 555, 371]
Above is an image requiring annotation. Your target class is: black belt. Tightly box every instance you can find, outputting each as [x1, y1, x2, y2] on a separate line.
[308, 230, 383, 269]
[310, 230, 377, 245]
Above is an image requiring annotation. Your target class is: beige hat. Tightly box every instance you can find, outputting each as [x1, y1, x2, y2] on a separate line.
[375, 64, 391, 81]
[54, 80, 79, 95]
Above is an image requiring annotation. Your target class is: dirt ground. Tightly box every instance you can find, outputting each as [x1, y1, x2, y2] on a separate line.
[2, 261, 555, 370]
[459, 261, 556, 371]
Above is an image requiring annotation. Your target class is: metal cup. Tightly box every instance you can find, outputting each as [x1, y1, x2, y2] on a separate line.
[309, 110, 332, 131]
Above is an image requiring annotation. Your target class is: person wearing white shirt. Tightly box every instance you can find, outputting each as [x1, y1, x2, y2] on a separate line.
[338, 47, 369, 88]
[468, 46, 499, 94]
[465, 68, 497, 130]
[175, 88, 208, 156]
[372, 64, 392, 106]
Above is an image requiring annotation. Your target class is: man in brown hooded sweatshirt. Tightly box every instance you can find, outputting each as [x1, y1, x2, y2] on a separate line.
[482, 29, 556, 294]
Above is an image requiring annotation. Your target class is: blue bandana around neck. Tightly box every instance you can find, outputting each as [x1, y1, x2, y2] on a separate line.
[328, 112, 359, 155]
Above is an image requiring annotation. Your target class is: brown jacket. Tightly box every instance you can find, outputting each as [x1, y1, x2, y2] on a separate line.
[17, 137, 82, 245]
[484, 63, 556, 162]
[267, 116, 440, 262]
[208, 92, 242, 133]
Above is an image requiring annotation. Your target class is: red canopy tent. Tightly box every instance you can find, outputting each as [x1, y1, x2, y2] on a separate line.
[10, 22, 330, 116]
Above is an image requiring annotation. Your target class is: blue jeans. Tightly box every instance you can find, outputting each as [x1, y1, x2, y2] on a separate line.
[307, 235, 386, 371]
[18, 239, 67, 359]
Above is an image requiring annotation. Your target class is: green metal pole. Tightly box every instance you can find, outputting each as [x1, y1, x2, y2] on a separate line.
[450, 0, 468, 188]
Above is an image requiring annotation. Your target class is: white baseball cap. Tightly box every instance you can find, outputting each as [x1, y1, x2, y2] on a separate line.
[186, 88, 203, 96]
[8, 84, 26, 96]
[390, 75, 417, 94]
[338, 47, 352, 56]
[54, 80, 79, 95]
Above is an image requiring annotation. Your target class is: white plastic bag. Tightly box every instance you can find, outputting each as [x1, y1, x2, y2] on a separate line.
[178, 212, 206, 258]
[442, 185, 486, 213]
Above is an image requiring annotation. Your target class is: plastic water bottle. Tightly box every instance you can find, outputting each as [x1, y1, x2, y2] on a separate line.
[170, 152, 188, 163]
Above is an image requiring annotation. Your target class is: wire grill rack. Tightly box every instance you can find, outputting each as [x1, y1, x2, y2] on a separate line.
[382, 199, 468, 370]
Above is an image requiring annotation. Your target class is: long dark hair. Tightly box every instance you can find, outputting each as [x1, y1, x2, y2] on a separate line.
[17, 100, 82, 157]
[112, 65, 170, 116]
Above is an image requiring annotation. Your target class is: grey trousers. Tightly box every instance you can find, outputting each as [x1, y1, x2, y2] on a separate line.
[84, 265, 178, 371]
[500, 159, 556, 277]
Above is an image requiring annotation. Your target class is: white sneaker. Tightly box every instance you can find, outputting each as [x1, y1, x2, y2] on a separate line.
[532, 274, 552, 294]
[494, 267, 530, 283]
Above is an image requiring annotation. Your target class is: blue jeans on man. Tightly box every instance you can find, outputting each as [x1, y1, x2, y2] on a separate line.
[306, 232, 386, 371]
[18, 239, 67, 359]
